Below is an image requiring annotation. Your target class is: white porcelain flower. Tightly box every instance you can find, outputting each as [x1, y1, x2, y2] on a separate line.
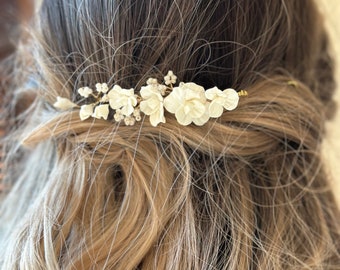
[54, 96, 78, 110]
[205, 87, 239, 118]
[107, 85, 137, 116]
[92, 104, 109, 120]
[164, 70, 177, 85]
[78, 87, 93, 98]
[96, 83, 109, 94]
[163, 82, 208, 126]
[79, 104, 95, 120]
[140, 84, 165, 127]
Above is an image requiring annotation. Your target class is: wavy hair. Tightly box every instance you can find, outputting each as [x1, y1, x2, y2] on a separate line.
[1, 0, 340, 269]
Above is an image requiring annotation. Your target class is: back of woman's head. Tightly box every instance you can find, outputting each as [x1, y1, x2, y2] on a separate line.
[1, 0, 340, 269]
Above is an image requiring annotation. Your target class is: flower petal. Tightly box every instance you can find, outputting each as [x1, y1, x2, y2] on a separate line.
[54, 97, 78, 110]
[110, 85, 122, 94]
[205, 87, 221, 100]
[140, 100, 151, 115]
[92, 104, 109, 120]
[193, 104, 210, 126]
[79, 104, 95, 120]
[120, 102, 134, 116]
[182, 82, 205, 95]
[140, 85, 155, 99]
[209, 101, 224, 118]
[125, 88, 135, 96]
[188, 100, 206, 118]
[149, 107, 166, 127]
[78, 87, 93, 98]
[163, 88, 183, 113]
[140, 98, 160, 115]
[175, 106, 193, 126]
[109, 96, 124, 110]
[222, 88, 239, 111]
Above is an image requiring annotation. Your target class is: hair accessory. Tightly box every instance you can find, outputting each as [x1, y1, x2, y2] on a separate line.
[287, 80, 298, 88]
[54, 71, 247, 127]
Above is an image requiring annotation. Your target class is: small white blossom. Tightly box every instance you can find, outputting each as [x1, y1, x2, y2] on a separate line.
[133, 108, 142, 121]
[78, 87, 93, 98]
[146, 78, 167, 95]
[147, 78, 158, 85]
[159, 85, 167, 96]
[133, 108, 141, 117]
[54, 96, 78, 110]
[79, 104, 95, 120]
[205, 87, 239, 118]
[140, 84, 165, 127]
[164, 70, 177, 85]
[96, 83, 109, 94]
[114, 109, 124, 122]
[163, 82, 208, 126]
[124, 116, 136, 126]
[107, 85, 137, 116]
[92, 104, 109, 120]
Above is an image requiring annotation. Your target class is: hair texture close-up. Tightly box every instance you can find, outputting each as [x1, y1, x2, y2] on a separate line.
[1, 0, 340, 269]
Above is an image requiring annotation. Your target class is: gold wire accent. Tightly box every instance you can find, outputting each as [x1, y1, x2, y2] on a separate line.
[238, 90, 248, 97]
[287, 80, 298, 87]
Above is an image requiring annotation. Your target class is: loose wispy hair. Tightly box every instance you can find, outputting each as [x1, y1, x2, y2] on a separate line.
[1, 0, 340, 269]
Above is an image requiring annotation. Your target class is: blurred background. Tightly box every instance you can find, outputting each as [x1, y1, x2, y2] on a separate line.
[318, 1, 340, 205]
[0, 0, 339, 203]
[0, 0, 33, 59]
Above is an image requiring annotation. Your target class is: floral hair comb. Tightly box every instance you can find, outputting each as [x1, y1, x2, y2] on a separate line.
[54, 71, 247, 127]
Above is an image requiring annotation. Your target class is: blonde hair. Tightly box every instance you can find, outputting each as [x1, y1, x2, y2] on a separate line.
[1, 0, 340, 269]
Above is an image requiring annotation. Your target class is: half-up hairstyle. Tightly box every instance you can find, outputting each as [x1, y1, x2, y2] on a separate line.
[1, 0, 340, 269]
